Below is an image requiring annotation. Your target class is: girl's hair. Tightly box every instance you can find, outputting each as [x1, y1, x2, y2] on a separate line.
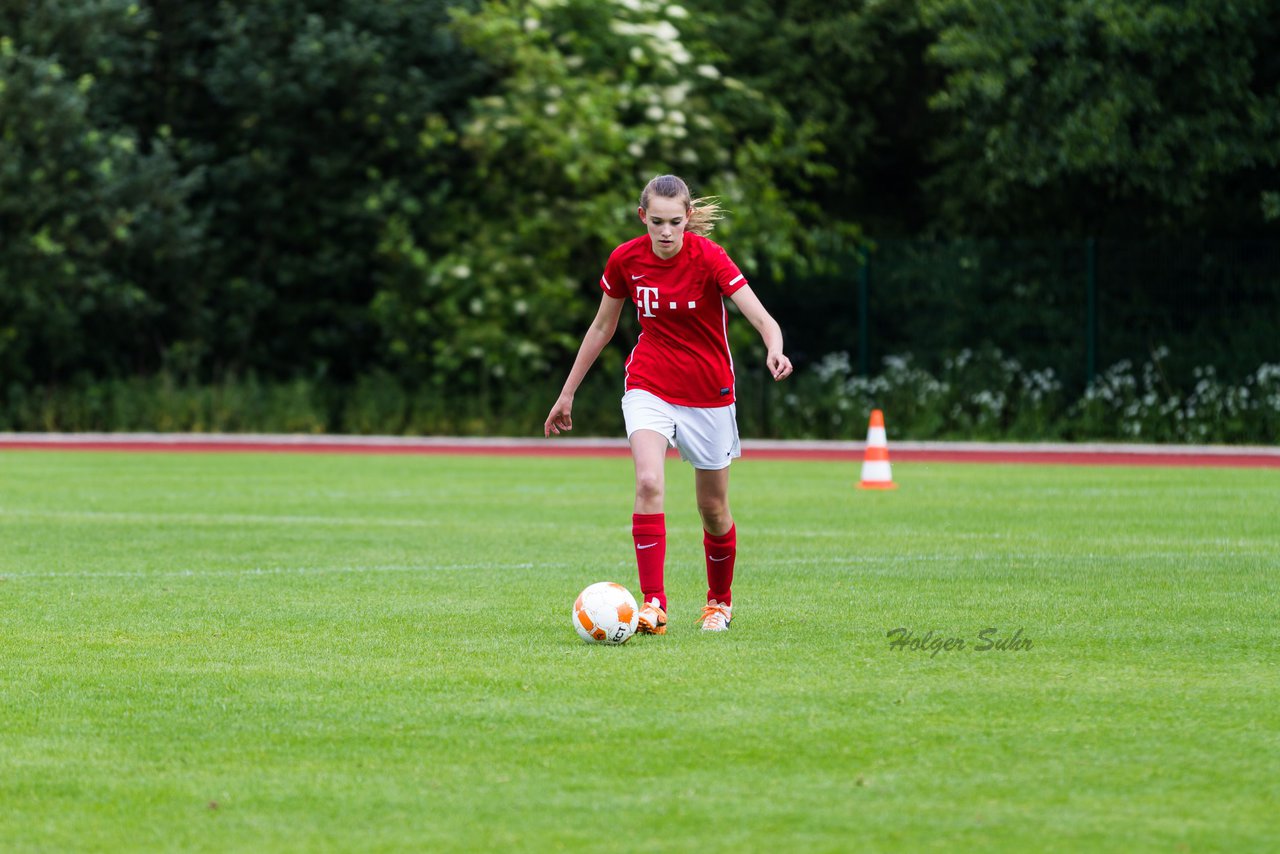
[639, 174, 723, 236]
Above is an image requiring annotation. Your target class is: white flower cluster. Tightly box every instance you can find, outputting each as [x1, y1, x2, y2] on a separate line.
[610, 11, 692, 67]
[1073, 349, 1278, 441]
[778, 346, 1273, 442]
[1020, 368, 1062, 404]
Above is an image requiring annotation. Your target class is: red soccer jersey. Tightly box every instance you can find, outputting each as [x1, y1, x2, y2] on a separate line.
[600, 232, 748, 407]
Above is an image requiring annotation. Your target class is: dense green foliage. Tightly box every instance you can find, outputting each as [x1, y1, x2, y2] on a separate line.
[0, 7, 200, 386]
[2, 0, 1277, 436]
[2, 450, 1278, 848]
[921, 0, 1280, 235]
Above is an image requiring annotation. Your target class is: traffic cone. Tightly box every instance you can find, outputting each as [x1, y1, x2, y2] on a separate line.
[857, 409, 897, 490]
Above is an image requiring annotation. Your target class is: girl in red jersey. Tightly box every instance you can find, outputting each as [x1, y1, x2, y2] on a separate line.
[544, 175, 792, 633]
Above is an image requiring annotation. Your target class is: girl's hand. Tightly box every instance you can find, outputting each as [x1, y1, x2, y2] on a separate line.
[544, 395, 574, 436]
[767, 351, 793, 381]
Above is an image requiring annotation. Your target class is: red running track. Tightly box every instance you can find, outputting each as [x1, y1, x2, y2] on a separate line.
[1, 434, 1278, 468]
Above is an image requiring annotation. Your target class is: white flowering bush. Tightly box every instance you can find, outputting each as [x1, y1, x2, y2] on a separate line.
[772, 348, 1063, 439]
[761, 346, 1277, 442]
[10, 351, 1276, 440]
[779, 352, 950, 436]
[1071, 350, 1280, 443]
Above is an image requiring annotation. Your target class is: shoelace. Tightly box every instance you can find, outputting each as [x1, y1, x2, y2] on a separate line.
[639, 603, 665, 627]
[699, 603, 729, 629]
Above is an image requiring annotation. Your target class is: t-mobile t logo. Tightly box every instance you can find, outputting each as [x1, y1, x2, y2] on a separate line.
[636, 286, 660, 317]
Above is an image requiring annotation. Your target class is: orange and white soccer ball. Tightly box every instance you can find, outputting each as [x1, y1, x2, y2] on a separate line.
[572, 582, 639, 644]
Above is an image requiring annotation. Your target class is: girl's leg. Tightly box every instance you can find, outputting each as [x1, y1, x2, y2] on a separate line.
[630, 429, 668, 515]
[630, 430, 669, 616]
[694, 467, 732, 535]
[695, 467, 736, 606]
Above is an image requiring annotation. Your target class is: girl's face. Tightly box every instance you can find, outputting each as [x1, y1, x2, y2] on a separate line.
[638, 195, 690, 259]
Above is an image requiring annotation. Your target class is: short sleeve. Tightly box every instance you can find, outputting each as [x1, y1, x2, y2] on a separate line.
[711, 243, 748, 296]
[600, 250, 628, 300]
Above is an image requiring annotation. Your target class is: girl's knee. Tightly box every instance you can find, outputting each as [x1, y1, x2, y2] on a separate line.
[698, 499, 731, 532]
[635, 469, 664, 502]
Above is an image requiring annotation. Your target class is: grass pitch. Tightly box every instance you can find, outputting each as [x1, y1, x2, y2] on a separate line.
[1, 449, 1277, 852]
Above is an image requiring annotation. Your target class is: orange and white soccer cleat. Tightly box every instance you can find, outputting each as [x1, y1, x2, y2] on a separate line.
[636, 598, 668, 635]
[699, 600, 732, 632]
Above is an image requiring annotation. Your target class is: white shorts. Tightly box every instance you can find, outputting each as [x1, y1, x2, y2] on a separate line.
[621, 389, 741, 470]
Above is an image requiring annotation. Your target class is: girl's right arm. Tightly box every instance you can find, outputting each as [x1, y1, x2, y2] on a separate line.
[544, 293, 626, 436]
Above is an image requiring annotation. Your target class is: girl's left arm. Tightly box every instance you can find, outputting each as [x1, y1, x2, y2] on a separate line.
[729, 285, 793, 381]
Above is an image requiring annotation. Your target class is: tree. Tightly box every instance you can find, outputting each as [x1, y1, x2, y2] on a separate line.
[153, 0, 486, 381]
[921, 0, 1280, 235]
[698, 0, 938, 236]
[0, 5, 200, 386]
[369, 0, 834, 399]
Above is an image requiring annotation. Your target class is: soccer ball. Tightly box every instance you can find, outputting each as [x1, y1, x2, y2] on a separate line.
[572, 582, 639, 644]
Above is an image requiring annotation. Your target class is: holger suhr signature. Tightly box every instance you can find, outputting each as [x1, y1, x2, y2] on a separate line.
[886, 627, 1033, 658]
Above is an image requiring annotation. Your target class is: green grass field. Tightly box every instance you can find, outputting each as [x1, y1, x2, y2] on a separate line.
[1, 449, 1277, 852]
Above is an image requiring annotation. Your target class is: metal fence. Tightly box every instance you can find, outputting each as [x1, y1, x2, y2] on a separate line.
[767, 238, 1280, 391]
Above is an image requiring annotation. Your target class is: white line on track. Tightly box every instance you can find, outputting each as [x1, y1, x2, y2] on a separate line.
[0, 562, 546, 580]
[3, 551, 1274, 582]
[3, 507, 1275, 554]
[0, 507, 449, 528]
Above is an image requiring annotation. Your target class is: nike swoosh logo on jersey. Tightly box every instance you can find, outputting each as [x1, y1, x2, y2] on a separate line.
[631, 274, 646, 280]
[637, 542, 658, 550]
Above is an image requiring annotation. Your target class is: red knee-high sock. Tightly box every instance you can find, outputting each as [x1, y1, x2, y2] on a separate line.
[632, 513, 667, 611]
[704, 524, 736, 605]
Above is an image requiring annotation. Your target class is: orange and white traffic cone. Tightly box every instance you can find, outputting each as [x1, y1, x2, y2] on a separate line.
[857, 409, 897, 490]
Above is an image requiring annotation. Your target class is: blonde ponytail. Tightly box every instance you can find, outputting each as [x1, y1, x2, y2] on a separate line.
[686, 196, 723, 236]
